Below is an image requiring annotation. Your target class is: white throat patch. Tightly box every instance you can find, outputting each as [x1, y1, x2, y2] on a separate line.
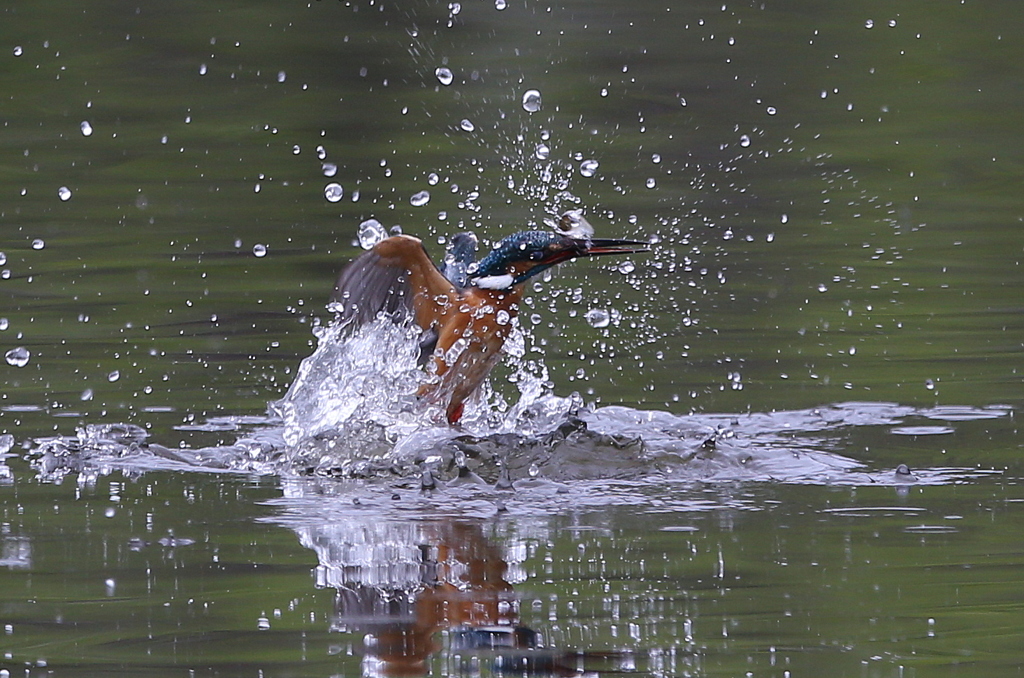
[472, 274, 515, 290]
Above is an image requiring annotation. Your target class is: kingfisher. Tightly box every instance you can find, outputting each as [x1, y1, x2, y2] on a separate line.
[330, 212, 647, 424]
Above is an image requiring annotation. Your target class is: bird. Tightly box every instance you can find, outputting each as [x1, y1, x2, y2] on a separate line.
[330, 213, 647, 424]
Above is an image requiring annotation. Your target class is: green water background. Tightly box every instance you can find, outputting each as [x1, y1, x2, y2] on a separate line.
[1, 0, 1022, 675]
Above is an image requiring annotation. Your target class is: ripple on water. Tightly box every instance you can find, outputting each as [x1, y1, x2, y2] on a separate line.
[21, 319, 1012, 491]
[891, 425, 955, 436]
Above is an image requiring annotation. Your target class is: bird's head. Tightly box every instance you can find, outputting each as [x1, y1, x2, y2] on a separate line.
[467, 230, 648, 290]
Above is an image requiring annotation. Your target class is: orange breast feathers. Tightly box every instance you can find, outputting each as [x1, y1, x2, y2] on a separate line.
[419, 287, 522, 424]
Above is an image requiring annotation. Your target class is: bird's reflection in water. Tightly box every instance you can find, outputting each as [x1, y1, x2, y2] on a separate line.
[297, 518, 534, 676]
[293, 514, 636, 677]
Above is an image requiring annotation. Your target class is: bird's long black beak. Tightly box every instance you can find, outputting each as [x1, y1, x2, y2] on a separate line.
[575, 237, 650, 257]
[539, 236, 649, 267]
[495, 233, 650, 286]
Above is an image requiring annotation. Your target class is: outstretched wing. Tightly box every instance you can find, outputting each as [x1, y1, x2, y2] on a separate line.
[330, 235, 459, 334]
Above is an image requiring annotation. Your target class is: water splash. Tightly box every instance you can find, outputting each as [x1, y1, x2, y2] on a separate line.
[579, 159, 599, 178]
[357, 219, 387, 249]
[585, 308, 611, 328]
[19, 298, 1010, 487]
[324, 182, 344, 203]
[5, 347, 30, 367]
[521, 89, 542, 113]
[269, 317, 430, 452]
[435, 67, 454, 86]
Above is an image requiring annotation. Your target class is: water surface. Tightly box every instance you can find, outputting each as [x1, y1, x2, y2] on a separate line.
[1, 0, 1022, 675]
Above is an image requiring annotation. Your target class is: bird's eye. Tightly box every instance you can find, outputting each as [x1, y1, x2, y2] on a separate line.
[530, 250, 545, 261]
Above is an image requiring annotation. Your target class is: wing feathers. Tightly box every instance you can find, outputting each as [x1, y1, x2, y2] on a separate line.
[330, 235, 458, 334]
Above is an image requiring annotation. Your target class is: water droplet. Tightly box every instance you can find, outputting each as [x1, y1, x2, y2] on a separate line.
[585, 308, 611, 328]
[316, 145, 327, 160]
[358, 219, 387, 250]
[107, 370, 120, 383]
[495, 0, 507, 9]
[435, 67, 453, 86]
[924, 379, 935, 390]
[766, 106, 777, 115]
[0, 252, 5, 266]
[31, 239, 44, 250]
[58, 186, 72, 201]
[253, 244, 268, 258]
[80, 121, 93, 137]
[496, 309, 511, 325]
[579, 159, 599, 177]
[292, 145, 301, 155]
[521, 89, 542, 112]
[817, 283, 828, 293]
[322, 162, 337, 177]
[324, 182, 344, 203]
[427, 172, 440, 185]
[535, 144, 550, 160]
[13, 46, 23, 57]
[652, 153, 661, 164]
[277, 70, 286, 83]
[679, 96, 687, 107]
[199, 63, 207, 76]
[865, 19, 874, 29]
[780, 213, 789, 224]
[739, 134, 751, 147]
[618, 260, 635, 274]
[410, 190, 430, 207]
[80, 388, 93, 401]
[888, 19, 897, 27]
[766, 232, 775, 243]
[459, 119, 475, 132]
[645, 178, 656, 189]
[257, 615, 271, 631]
[0, 318, 8, 331]
[5, 347, 29, 367]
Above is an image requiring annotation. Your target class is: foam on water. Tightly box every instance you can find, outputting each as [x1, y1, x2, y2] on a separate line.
[20, 312, 1013, 491]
